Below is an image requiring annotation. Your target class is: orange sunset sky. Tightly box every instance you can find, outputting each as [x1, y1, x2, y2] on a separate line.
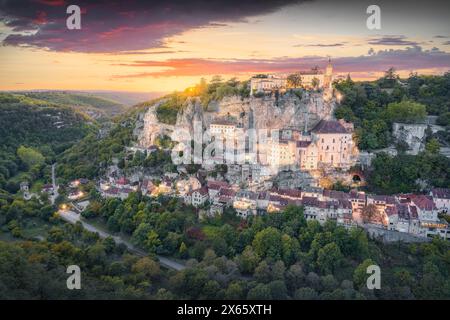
[0, 0, 449, 93]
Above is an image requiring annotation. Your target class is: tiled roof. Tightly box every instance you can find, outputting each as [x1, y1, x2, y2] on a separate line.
[397, 204, 418, 220]
[274, 188, 302, 199]
[348, 190, 366, 200]
[339, 199, 353, 209]
[301, 196, 318, 206]
[323, 190, 349, 200]
[207, 180, 229, 190]
[311, 120, 348, 134]
[385, 206, 398, 217]
[432, 188, 450, 199]
[219, 188, 235, 197]
[411, 195, 437, 211]
[191, 186, 208, 196]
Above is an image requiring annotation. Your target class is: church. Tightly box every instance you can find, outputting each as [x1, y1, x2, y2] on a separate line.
[266, 119, 358, 172]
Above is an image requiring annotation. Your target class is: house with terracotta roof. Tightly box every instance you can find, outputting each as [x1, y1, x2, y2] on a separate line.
[187, 187, 209, 207]
[409, 195, 438, 222]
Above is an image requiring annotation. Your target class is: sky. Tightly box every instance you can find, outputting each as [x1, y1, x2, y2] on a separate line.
[0, 0, 449, 92]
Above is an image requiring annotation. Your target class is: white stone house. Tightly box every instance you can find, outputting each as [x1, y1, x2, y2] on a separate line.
[189, 187, 209, 207]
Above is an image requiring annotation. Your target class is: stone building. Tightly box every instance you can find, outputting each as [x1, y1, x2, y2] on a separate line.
[249, 59, 333, 95]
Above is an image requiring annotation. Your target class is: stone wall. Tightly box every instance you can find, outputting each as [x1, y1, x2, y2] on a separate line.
[363, 224, 430, 243]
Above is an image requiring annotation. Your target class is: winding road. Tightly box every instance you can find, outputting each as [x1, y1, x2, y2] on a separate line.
[58, 209, 186, 271]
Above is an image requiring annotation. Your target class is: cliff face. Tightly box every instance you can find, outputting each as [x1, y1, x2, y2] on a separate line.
[137, 90, 337, 147]
[202, 91, 336, 131]
[137, 100, 175, 147]
[175, 97, 205, 136]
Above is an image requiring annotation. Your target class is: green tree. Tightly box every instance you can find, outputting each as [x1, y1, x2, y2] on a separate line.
[317, 243, 343, 274]
[17, 146, 45, 169]
[247, 284, 272, 300]
[294, 287, 318, 300]
[353, 258, 376, 288]
[287, 73, 302, 88]
[236, 246, 260, 274]
[385, 100, 427, 124]
[252, 227, 283, 261]
[425, 138, 440, 154]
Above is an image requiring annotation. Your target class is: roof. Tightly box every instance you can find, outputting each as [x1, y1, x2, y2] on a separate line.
[323, 190, 349, 200]
[105, 187, 119, 195]
[296, 141, 312, 148]
[236, 190, 258, 200]
[191, 186, 208, 196]
[299, 69, 323, 75]
[432, 188, 450, 199]
[211, 119, 236, 126]
[311, 120, 349, 134]
[411, 195, 437, 211]
[207, 180, 229, 190]
[274, 188, 302, 199]
[369, 195, 396, 204]
[397, 204, 418, 220]
[116, 177, 129, 185]
[219, 188, 236, 197]
[301, 196, 318, 206]
[385, 206, 397, 217]
[348, 190, 366, 201]
[339, 199, 353, 209]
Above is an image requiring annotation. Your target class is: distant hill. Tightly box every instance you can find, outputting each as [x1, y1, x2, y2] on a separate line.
[78, 90, 166, 107]
[4, 91, 166, 120]
[10, 91, 126, 119]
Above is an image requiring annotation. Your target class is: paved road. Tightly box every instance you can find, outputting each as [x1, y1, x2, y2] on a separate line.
[58, 209, 186, 271]
[50, 163, 59, 205]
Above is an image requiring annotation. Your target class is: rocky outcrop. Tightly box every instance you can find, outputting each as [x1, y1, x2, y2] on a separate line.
[137, 101, 175, 147]
[136, 90, 338, 147]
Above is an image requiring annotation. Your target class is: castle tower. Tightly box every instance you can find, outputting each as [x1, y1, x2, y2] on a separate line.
[324, 57, 333, 89]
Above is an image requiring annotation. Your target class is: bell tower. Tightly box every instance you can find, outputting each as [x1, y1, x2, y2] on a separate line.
[324, 57, 333, 89]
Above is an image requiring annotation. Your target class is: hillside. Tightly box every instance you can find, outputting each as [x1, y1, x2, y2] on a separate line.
[14, 91, 128, 119]
[0, 93, 92, 192]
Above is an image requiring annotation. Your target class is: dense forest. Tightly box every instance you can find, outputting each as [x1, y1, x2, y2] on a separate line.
[334, 71, 450, 193]
[1, 192, 448, 300]
[0, 93, 91, 193]
[0, 197, 164, 299]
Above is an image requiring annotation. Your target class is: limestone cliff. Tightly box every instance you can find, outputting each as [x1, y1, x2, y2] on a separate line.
[136, 90, 338, 147]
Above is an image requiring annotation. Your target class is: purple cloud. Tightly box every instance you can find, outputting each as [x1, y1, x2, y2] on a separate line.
[368, 35, 420, 46]
[0, 0, 302, 53]
[294, 42, 347, 47]
[110, 46, 450, 78]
